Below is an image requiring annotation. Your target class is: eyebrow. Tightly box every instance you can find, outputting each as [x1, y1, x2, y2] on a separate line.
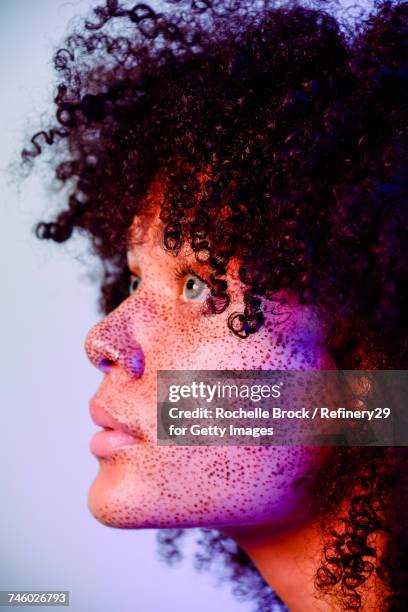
[126, 219, 162, 251]
[126, 233, 214, 276]
[126, 233, 146, 251]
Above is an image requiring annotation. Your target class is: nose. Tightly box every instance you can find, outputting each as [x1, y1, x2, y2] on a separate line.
[84, 305, 145, 379]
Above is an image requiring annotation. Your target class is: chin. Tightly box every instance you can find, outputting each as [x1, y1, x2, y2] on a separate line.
[87, 465, 182, 529]
[88, 466, 149, 529]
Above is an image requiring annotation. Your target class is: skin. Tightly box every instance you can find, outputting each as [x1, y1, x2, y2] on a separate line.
[85, 176, 335, 532]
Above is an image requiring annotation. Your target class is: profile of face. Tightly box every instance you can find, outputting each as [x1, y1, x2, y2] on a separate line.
[85, 177, 335, 531]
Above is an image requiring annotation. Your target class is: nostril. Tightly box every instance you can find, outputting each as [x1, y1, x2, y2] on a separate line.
[99, 357, 115, 373]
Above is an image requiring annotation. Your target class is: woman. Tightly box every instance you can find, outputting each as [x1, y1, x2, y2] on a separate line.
[23, 0, 407, 609]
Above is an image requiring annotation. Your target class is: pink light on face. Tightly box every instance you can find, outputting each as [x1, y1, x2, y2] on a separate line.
[84, 184, 335, 531]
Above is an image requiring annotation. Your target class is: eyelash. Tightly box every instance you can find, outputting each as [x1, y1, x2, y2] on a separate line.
[173, 263, 208, 286]
[127, 264, 210, 296]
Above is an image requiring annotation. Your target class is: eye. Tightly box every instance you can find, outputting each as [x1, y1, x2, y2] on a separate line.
[129, 274, 142, 295]
[182, 274, 208, 302]
[174, 264, 209, 302]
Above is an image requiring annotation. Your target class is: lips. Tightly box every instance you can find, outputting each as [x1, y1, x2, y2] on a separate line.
[89, 400, 141, 457]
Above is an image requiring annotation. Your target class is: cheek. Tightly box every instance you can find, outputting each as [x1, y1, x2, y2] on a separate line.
[126, 293, 205, 365]
[163, 321, 331, 372]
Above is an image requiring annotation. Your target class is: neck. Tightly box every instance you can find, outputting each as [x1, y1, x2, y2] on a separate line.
[223, 514, 385, 612]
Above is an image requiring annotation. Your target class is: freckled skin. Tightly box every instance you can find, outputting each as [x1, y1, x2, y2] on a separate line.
[85, 188, 335, 530]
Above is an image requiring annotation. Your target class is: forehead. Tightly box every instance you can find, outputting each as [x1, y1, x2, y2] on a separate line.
[127, 166, 213, 251]
[127, 214, 242, 286]
[127, 212, 163, 253]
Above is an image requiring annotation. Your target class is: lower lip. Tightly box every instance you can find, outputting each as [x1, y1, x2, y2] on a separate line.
[90, 429, 138, 457]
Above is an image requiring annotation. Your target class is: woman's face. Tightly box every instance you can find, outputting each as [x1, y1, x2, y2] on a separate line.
[85, 179, 334, 530]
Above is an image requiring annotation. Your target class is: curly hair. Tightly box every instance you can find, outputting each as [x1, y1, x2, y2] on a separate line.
[23, 0, 408, 609]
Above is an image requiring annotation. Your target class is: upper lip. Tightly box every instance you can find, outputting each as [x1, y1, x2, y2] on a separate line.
[89, 399, 144, 440]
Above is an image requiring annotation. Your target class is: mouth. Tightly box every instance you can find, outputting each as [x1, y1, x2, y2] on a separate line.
[89, 400, 142, 457]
